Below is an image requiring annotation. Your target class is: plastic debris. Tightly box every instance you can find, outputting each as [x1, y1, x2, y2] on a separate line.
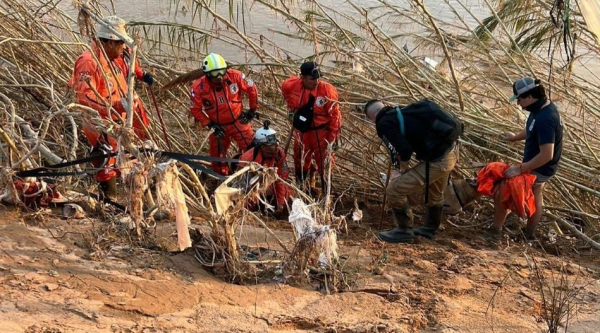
[288, 199, 338, 267]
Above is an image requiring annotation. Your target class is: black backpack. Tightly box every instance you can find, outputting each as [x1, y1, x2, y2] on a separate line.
[396, 99, 463, 205]
[398, 99, 463, 154]
[293, 94, 315, 133]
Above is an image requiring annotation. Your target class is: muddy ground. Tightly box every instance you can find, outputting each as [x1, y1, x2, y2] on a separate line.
[0, 202, 599, 333]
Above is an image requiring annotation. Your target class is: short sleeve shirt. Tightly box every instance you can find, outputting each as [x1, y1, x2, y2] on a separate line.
[523, 102, 563, 177]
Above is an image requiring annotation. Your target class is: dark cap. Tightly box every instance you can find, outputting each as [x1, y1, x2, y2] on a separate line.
[300, 62, 321, 78]
[509, 77, 539, 102]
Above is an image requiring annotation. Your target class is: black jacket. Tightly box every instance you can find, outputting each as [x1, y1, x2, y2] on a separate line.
[375, 105, 451, 163]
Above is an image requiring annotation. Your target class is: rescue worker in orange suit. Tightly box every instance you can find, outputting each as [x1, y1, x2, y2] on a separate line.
[281, 62, 341, 190]
[189, 53, 259, 176]
[69, 16, 152, 199]
[239, 120, 295, 214]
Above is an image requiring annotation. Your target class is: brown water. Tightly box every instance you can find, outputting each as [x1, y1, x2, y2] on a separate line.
[59, 0, 490, 59]
[58, 0, 599, 79]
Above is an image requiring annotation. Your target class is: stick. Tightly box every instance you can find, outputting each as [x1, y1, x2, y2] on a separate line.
[546, 212, 600, 251]
[283, 125, 295, 155]
[149, 87, 172, 150]
[378, 161, 392, 230]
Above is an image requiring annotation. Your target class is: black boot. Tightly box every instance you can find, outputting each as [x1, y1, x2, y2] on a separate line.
[414, 204, 444, 239]
[378, 204, 414, 244]
[99, 177, 117, 201]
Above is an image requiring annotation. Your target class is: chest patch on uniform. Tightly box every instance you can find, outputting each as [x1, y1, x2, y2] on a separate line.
[246, 79, 254, 87]
[316, 96, 326, 108]
[529, 119, 536, 131]
[199, 82, 204, 90]
[203, 100, 212, 107]
[78, 71, 91, 81]
[230, 83, 239, 94]
[218, 96, 226, 104]
[190, 89, 196, 97]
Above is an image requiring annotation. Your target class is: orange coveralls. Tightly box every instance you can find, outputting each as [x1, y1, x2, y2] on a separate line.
[189, 69, 258, 175]
[69, 45, 150, 181]
[239, 146, 294, 210]
[477, 162, 537, 218]
[281, 76, 341, 178]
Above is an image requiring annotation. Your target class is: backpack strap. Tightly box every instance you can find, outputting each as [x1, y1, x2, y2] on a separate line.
[425, 159, 430, 205]
[252, 147, 261, 161]
[395, 107, 405, 136]
[396, 106, 430, 205]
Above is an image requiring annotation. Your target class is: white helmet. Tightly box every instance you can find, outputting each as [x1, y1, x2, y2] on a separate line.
[254, 120, 277, 145]
[96, 16, 132, 44]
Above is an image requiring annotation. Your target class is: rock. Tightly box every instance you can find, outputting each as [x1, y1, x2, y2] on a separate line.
[380, 313, 391, 320]
[48, 270, 59, 277]
[59, 281, 73, 289]
[376, 324, 388, 332]
[63, 203, 85, 219]
[44, 283, 59, 291]
[153, 209, 175, 221]
[372, 267, 385, 275]
[413, 260, 438, 273]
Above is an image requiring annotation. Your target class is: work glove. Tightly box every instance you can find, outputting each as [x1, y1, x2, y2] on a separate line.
[142, 72, 154, 85]
[208, 123, 226, 138]
[239, 109, 258, 124]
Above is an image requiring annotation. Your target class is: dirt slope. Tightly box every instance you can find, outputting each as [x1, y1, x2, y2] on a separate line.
[0, 206, 599, 333]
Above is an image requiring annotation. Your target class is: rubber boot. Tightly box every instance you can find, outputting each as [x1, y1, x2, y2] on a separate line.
[378, 204, 414, 244]
[414, 204, 444, 239]
[99, 177, 117, 201]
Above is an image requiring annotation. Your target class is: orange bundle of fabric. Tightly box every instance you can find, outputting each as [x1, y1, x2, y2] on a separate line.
[477, 162, 537, 218]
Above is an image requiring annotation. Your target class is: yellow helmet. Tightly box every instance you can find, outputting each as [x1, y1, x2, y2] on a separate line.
[202, 53, 227, 73]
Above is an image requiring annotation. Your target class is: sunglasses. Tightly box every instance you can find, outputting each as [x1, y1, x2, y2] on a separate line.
[207, 68, 227, 78]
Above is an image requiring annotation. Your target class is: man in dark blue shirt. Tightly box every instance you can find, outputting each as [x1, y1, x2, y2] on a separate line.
[487, 77, 563, 240]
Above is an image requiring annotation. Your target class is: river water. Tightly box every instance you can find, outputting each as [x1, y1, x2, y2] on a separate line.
[58, 0, 598, 80]
[60, 0, 490, 59]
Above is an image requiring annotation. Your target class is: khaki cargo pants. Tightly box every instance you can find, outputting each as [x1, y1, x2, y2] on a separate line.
[387, 146, 458, 208]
